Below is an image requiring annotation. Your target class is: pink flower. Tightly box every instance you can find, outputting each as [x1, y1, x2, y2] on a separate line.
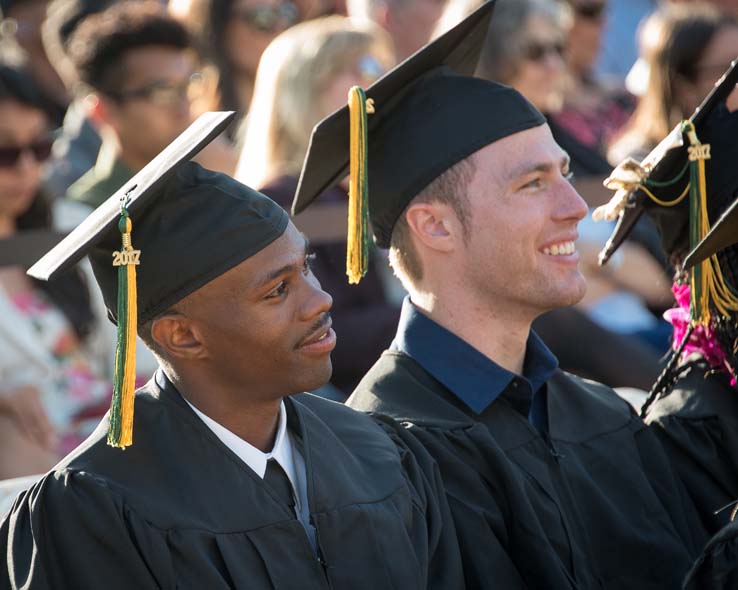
[663, 283, 737, 386]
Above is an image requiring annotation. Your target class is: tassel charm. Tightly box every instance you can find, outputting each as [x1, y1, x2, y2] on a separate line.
[108, 206, 140, 449]
[346, 86, 373, 284]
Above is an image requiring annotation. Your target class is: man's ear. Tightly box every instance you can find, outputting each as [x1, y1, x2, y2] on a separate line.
[151, 314, 209, 361]
[404, 201, 459, 254]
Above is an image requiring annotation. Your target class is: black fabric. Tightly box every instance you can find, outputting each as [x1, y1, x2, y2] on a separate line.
[0, 371, 463, 589]
[644, 358, 738, 535]
[264, 459, 295, 509]
[292, 1, 546, 248]
[348, 351, 707, 589]
[90, 162, 288, 323]
[685, 518, 738, 590]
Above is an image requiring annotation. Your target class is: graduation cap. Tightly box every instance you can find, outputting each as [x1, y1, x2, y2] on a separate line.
[683, 193, 738, 269]
[594, 60, 738, 330]
[29, 111, 289, 448]
[0, 229, 66, 269]
[292, 0, 545, 283]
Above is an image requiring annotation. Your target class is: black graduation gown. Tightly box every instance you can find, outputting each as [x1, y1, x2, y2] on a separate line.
[684, 518, 738, 589]
[1, 372, 462, 590]
[348, 351, 706, 589]
[644, 359, 738, 534]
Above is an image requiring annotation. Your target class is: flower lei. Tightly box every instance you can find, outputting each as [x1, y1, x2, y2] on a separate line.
[663, 283, 737, 386]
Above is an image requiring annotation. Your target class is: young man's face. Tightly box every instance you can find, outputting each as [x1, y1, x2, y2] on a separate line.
[459, 124, 588, 317]
[176, 221, 335, 399]
[103, 46, 200, 168]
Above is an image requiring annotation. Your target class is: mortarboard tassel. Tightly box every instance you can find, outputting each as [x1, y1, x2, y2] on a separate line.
[108, 204, 140, 449]
[346, 86, 374, 284]
[682, 120, 738, 327]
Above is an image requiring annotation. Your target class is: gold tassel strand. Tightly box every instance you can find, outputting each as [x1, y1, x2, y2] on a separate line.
[346, 86, 374, 284]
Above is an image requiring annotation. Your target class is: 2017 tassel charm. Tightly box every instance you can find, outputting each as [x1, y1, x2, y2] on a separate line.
[108, 205, 140, 449]
[346, 86, 373, 284]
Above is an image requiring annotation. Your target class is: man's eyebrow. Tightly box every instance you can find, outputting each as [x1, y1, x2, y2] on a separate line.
[505, 153, 571, 183]
[253, 235, 310, 289]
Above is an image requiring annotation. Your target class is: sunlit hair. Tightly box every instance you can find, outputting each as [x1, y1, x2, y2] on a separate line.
[235, 15, 393, 189]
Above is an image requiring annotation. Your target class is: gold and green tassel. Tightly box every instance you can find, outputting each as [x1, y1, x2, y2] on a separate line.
[682, 120, 738, 327]
[346, 86, 373, 284]
[108, 206, 140, 449]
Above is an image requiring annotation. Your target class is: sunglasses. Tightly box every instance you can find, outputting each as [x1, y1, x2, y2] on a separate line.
[0, 139, 53, 168]
[232, 2, 300, 33]
[573, 2, 606, 20]
[523, 40, 565, 62]
[109, 73, 205, 106]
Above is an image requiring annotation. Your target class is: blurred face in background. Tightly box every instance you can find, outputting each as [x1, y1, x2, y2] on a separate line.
[508, 13, 567, 114]
[0, 100, 50, 225]
[676, 24, 738, 114]
[382, 0, 446, 61]
[225, 0, 301, 78]
[318, 53, 387, 115]
[566, 0, 606, 76]
[100, 46, 202, 169]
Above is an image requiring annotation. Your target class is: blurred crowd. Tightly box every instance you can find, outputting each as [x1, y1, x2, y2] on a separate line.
[1, 0, 737, 482]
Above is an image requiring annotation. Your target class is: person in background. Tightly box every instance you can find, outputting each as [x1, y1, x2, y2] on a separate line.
[609, 3, 738, 165]
[39, 0, 118, 201]
[236, 16, 399, 395]
[597, 30, 738, 536]
[0, 58, 111, 479]
[0, 0, 67, 119]
[593, 0, 655, 85]
[347, 0, 445, 61]
[170, 0, 301, 125]
[64, 0, 234, 211]
[553, 0, 635, 167]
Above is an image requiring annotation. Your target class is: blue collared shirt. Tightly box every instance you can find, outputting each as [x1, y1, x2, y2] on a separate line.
[391, 297, 558, 433]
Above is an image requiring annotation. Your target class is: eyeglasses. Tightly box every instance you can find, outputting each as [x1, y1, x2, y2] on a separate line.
[572, 1, 606, 20]
[231, 2, 300, 33]
[0, 139, 53, 168]
[108, 72, 205, 106]
[523, 40, 565, 62]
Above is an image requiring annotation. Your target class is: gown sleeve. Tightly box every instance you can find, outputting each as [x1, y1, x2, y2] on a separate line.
[684, 519, 738, 590]
[1, 469, 170, 590]
[372, 415, 467, 590]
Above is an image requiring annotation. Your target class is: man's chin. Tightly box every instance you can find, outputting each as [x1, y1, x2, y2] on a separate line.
[292, 360, 333, 395]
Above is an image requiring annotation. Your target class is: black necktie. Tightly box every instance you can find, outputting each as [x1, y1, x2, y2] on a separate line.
[264, 459, 295, 510]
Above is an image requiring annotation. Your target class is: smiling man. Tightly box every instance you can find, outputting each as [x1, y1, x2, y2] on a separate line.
[0, 116, 462, 589]
[293, 2, 705, 588]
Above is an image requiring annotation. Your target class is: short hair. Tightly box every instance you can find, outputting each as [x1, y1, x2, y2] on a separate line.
[67, 0, 192, 94]
[389, 155, 476, 288]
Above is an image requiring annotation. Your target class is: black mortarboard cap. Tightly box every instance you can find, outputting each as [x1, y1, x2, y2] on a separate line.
[596, 61, 738, 265]
[684, 193, 738, 269]
[292, 0, 545, 250]
[29, 111, 288, 323]
[28, 111, 289, 448]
